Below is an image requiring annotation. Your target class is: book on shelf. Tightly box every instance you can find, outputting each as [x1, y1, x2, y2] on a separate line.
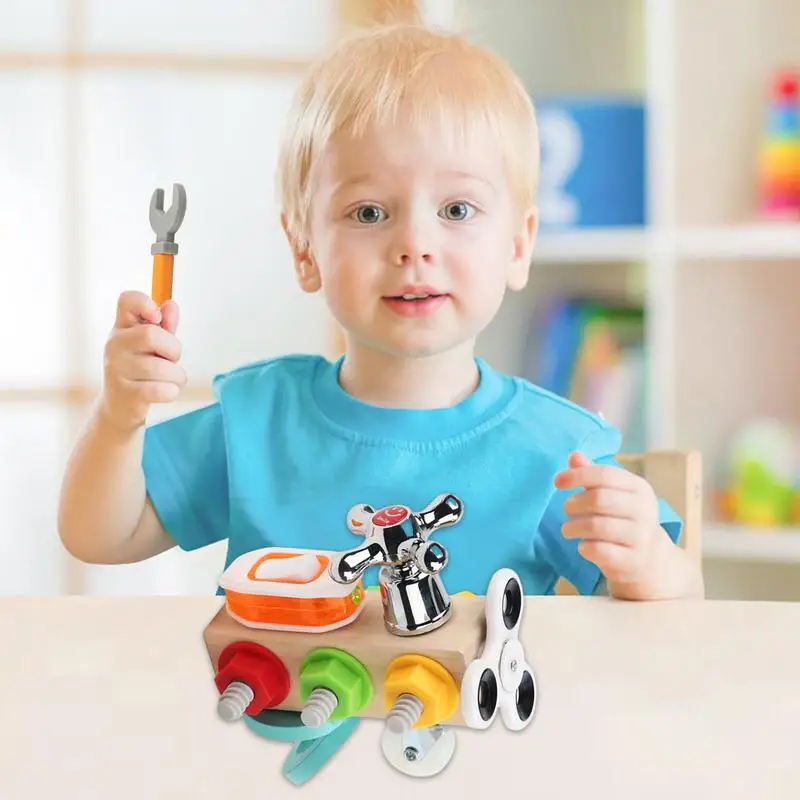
[523, 296, 646, 453]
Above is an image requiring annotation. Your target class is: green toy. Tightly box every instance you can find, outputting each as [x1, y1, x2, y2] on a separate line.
[722, 418, 798, 527]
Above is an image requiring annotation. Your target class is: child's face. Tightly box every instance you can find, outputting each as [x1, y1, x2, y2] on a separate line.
[292, 115, 536, 360]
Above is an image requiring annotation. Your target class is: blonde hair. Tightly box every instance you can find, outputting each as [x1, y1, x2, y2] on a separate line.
[276, 21, 540, 247]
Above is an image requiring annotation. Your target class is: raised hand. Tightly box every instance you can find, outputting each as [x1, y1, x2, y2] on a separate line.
[555, 452, 676, 599]
[101, 290, 187, 433]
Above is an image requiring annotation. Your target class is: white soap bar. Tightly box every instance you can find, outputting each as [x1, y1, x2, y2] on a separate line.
[253, 552, 320, 582]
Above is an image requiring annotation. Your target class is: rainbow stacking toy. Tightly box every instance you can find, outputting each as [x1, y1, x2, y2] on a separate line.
[759, 70, 800, 220]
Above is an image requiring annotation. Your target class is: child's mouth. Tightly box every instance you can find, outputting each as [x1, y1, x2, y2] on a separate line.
[382, 293, 449, 318]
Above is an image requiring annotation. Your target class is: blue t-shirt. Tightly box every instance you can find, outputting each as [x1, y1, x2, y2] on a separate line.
[141, 354, 682, 597]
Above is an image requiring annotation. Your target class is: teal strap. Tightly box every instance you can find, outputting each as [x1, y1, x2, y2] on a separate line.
[241, 709, 360, 784]
[242, 709, 340, 743]
[283, 717, 360, 785]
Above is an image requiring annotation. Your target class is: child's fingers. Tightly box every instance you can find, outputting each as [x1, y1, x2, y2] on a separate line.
[555, 459, 638, 492]
[561, 516, 639, 547]
[115, 290, 162, 329]
[159, 300, 180, 334]
[564, 487, 643, 520]
[567, 451, 591, 469]
[119, 353, 187, 386]
[112, 323, 181, 362]
[577, 539, 638, 578]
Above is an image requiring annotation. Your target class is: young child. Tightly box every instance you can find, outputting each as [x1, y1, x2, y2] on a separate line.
[58, 21, 704, 602]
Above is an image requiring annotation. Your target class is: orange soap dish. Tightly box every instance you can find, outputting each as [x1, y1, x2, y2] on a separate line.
[218, 547, 366, 633]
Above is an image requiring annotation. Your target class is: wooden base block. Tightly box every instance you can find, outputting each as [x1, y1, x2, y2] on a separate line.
[203, 591, 487, 727]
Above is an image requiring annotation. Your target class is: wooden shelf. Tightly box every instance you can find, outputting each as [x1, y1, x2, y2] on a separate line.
[679, 224, 800, 261]
[0, 51, 312, 74]
[703, 524, 800, 563]
[533, 224, 800, 265]
[534, 228, 651, 263]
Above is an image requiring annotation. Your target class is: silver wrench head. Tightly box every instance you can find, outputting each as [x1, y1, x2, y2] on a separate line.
[149, 182, 187, 242]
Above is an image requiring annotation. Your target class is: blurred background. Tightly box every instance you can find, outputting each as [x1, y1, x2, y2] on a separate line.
[1, 0, 798, 600]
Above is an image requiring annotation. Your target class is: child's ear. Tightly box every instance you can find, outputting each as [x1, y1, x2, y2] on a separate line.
[281, 212, 321, 293]
[506, 206, 538, 292]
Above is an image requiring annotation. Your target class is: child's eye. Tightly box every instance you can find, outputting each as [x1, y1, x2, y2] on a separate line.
[351, 205, 386, 224]
[439, 202, 476, 222]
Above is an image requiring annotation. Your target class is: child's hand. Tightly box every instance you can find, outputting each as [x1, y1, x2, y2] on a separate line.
[555, 452, 676, 600]
[100, 290, 187, 433]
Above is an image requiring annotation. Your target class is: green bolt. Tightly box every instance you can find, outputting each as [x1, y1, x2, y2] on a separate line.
[299, 648, 373, 723]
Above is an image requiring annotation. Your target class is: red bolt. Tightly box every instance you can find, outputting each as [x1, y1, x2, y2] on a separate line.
[214, 641, 290, 716]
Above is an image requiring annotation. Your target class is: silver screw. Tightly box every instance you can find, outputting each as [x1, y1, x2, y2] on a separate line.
[510, 659, 518, 671]
[404, 747, 419, 761]
[387, 694, 423, 734]
[217, 681, 254, 722]
[301, 687, 338, 728]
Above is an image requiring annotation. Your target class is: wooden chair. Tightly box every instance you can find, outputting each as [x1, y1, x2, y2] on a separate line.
[555, 450, 703, 596]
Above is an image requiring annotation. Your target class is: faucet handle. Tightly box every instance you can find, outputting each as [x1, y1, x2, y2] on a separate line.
[346, 503, 376, 534]
[330, 503, 404, 585]
[416, 494, 464, 538]
[412, 541, 447, 575]
[330, 495, 463, 586]
[329, 540, 389, 584]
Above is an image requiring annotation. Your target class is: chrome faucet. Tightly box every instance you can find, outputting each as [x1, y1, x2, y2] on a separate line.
[328, 493, 464, 636]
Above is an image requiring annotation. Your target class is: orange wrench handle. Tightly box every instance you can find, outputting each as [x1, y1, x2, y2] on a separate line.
[152, 252, 174, 306]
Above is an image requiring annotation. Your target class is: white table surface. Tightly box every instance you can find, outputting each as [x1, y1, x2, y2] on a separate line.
[0, 595, 798, 799]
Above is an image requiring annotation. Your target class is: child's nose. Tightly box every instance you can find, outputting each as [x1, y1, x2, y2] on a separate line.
[394, 250, 433, 267]
[390, 221, 435, 266]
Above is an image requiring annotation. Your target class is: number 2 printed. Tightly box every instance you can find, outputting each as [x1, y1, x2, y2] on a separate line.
[538, 109, 582, 227]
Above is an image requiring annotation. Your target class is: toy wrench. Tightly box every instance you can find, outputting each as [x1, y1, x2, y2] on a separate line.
[149, 182, 187, 306]
[460, 568, 537, 731]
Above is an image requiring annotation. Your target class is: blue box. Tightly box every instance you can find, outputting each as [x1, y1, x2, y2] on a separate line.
[535, 96, 646, 229]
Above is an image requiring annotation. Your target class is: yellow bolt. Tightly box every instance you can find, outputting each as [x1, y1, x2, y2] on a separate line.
[383, 654, 458, 729]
